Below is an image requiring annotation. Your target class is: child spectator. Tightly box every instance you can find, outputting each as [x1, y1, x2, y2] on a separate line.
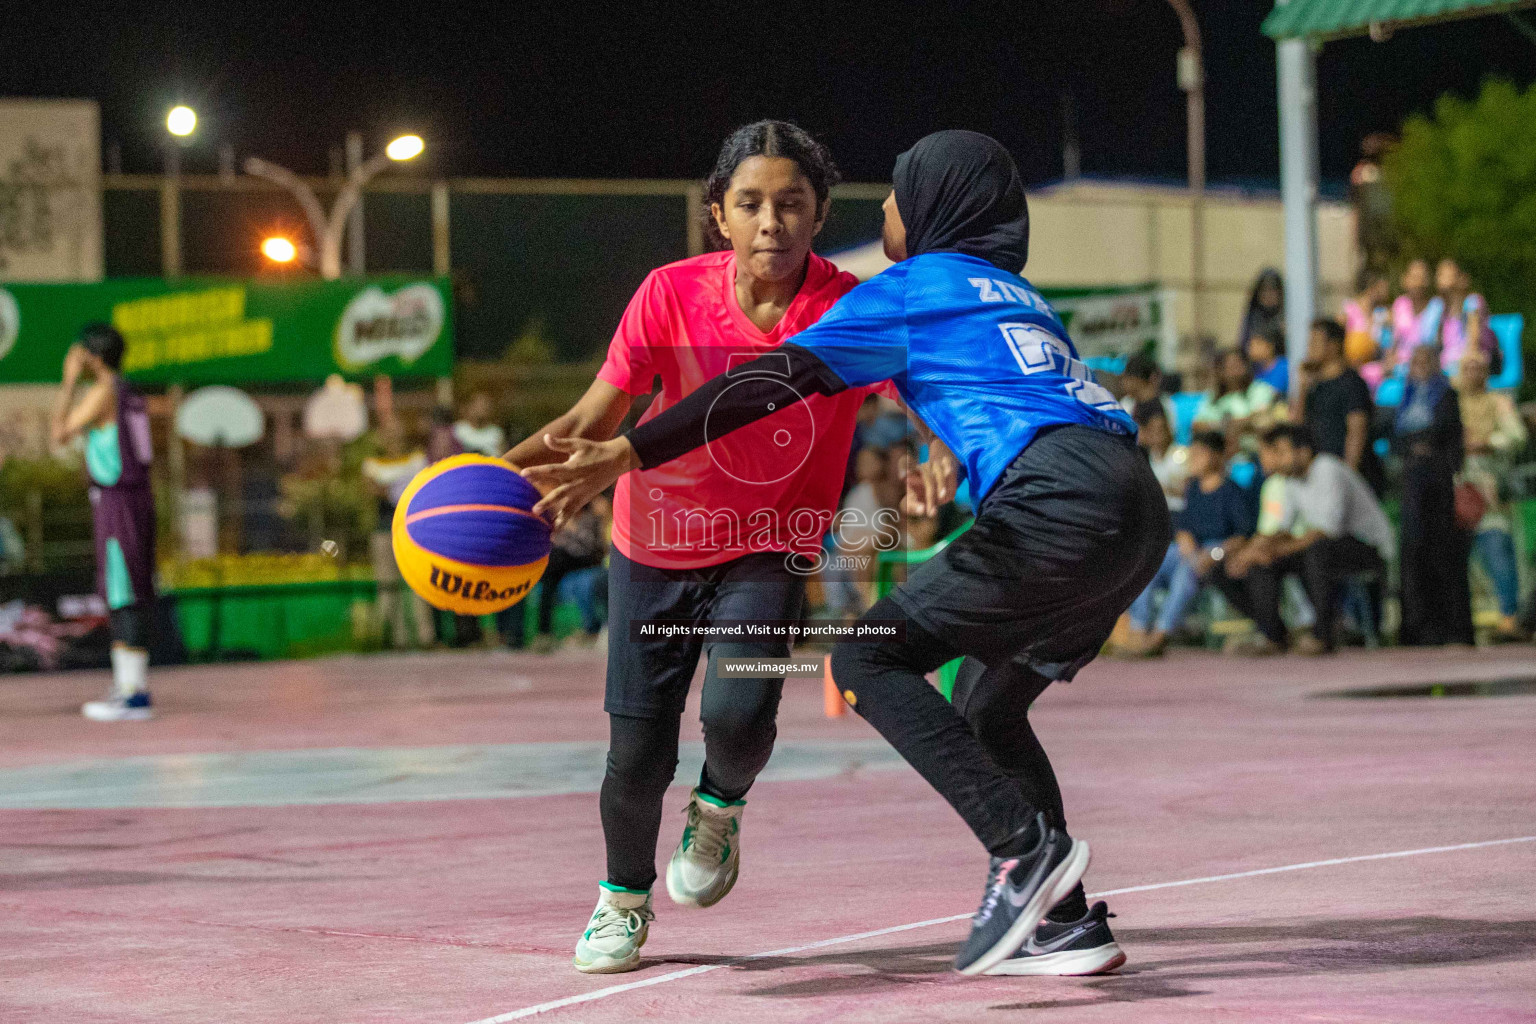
[1247, 325, 1289, 396]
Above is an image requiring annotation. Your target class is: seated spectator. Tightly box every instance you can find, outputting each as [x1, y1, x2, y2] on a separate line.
[824, 445, 889, 622]
[1227, 425, 1395, 655]
[1135, 403, 1188, 512]
[1435, 258, 1500, 375]
[1297, 317, 1385, 495]
[1125, 431, 1255, 656]
[453, 392, 506, 457]
[1247, 324, 1290, 396]
[1342, 267, 1392, 374]
[1394, 345, 1474, 647]
[530, 495, 610, 652]
[1118, 352, 1175, 429]
[1457, 349, 1529, 641]
[1194, 349, 1283, 450]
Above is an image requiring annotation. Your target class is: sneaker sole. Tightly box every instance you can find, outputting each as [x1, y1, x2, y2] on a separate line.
[958, 838, 1091, 977]
[983, 941, 1126, 977]
[82, 707, 154, 722]
[665, 852, 739, 908]
[573, 931, 646, 974]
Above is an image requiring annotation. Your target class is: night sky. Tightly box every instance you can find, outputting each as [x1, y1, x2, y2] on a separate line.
[9, 3, 1535, 187]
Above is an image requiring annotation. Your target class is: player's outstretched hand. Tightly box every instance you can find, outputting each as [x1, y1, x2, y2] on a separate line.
[521, 434, 639, 528]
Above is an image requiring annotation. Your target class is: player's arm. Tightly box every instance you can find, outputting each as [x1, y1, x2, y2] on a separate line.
[50, 350, 112, 447]
[521, 344, 849, 525]
[504, 379, 633, 469]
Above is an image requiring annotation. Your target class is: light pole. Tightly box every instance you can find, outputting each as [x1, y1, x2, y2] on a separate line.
[244, 133, 423, 280]
[162, 105, 197, 279]
[1167, 0, 1206, 347]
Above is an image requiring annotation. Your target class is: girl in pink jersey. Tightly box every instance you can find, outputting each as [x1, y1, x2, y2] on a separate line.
[505, 122, 879, 973]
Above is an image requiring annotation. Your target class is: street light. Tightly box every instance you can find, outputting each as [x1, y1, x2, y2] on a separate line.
[1166, 0, 1206, 346]
[385, 134, 424, 161]
[167, 105, 197, 138]
[261, 236, 298, 263]
[244, 132, 426, 280]
[162, 105, 198, 279]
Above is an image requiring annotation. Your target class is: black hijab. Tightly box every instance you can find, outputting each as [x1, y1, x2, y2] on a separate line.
[892, 130, 1030, 273]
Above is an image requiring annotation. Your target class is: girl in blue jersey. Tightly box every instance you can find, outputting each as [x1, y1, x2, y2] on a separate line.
[526, 131, 1170, 978]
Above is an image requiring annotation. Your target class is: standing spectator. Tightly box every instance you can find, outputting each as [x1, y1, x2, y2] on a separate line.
[1350, 133, 1398, 273]
[1228, 425, 1394, 655]
[1457, 349, 1528, 641]
[453, 391, 506, 457]
[1247, 325, 1289, 396]
[1118, 353, 1175, 430]
[1193, 350, 1282, 451]
[1237, 268, 1284, 355]
[1344, 268, 1393, 384]
[1125, 431, 1255, 656]
[1394, 346, 1474, 647]
[1435, 258, 1499, 375]
[362, 381, 432, 648]
[1297, 318, 1385, 495]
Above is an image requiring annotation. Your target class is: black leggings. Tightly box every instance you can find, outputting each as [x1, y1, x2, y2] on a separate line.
[600, 671, 783, 891]
[830, 616, 1088, 920]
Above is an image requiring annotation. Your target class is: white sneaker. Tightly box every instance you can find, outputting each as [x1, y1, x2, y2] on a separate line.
[82, 692, 154, 722]
[665, 788, 743, 908]
[573, 885, 653, 974]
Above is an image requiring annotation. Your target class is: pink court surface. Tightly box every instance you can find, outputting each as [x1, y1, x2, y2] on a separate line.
[2, 644, 1534, 1023]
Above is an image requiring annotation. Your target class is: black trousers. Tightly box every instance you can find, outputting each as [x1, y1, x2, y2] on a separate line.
[599, 548, 803, 891]
[831, 426, 1169, 858]
[1245, 536, 1384, 650]
[1398, 469, 1474, 646]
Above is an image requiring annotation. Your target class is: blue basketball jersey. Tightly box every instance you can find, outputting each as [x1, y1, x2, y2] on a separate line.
[787, 252, 1136, 501]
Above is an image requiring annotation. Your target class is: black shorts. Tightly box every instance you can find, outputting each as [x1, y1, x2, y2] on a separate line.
[889, 425, 1170, 681]
[604, 547, 806, 717]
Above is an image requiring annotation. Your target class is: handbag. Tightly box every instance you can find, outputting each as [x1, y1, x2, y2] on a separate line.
[1454, 480, 1488, 532]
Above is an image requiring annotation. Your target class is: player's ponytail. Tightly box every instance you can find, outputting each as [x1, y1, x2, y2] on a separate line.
[702, 120, 840, 250]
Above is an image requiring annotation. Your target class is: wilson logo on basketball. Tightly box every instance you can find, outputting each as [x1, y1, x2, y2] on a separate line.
[428, 564, 533, 603]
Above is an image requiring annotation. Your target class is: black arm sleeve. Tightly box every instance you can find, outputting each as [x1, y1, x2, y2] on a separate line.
[624, 343, 850, 470]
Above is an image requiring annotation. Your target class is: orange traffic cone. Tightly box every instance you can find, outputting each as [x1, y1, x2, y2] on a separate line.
[823, 655, 846, 718]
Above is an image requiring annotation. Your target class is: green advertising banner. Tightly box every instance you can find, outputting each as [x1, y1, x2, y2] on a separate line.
[0, 276, 453, 386]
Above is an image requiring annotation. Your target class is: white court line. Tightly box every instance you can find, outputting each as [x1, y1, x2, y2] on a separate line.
[464, 834, 1536, 1023]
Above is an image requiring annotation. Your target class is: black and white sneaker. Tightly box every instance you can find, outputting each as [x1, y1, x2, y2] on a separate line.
[984, 901, 1125, 976]
[953, 813, 1091, 976]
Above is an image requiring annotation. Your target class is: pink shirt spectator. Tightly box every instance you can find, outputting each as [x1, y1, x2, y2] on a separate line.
[598, 250, 879, 569]
[1438, 293, 1488, 370]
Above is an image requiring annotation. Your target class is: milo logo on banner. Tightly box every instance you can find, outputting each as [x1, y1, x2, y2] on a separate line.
[334, 282, 444, 370]
[0, 288, 17, 363]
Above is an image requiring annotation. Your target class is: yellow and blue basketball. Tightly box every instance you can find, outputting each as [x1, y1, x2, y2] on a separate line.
[391, 454, 551, 615]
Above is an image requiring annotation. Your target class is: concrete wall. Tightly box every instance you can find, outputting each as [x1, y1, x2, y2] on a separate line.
[1025, 180, 1356, 360]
